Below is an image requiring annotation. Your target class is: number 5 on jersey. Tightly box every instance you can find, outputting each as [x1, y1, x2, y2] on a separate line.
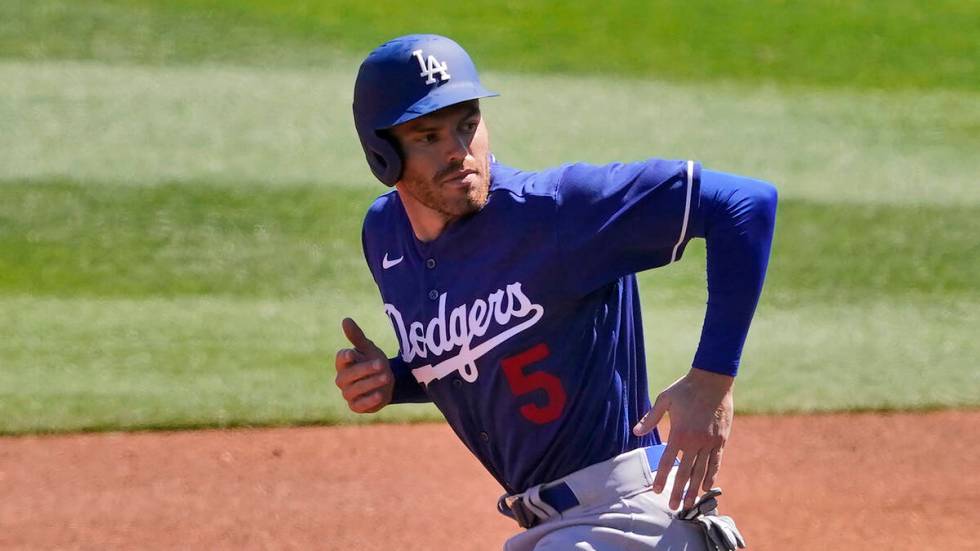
[501, 344, 566, 424]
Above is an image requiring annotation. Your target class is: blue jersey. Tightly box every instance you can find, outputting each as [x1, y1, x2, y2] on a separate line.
[360, 158, 776, 494]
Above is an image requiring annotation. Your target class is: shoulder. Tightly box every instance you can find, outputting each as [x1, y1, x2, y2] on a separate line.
[487, 161, 563, 201]
[361, 190, 404, 273]
[564, 158, 689, 187]
[488, 158, 692, 205]
[554, 158, 692, 204]
[363, 189, 402, 230]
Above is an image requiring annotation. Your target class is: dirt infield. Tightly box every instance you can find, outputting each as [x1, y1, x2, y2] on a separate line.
[2, 410, 978, 550]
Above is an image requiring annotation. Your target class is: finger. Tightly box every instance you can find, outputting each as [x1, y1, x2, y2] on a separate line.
[334, 348, 366, 370]
[703, 448, 723, 491]
[351, 390, 385, 413]
[670, 448, 698, 510]
[342, 371, 390, 403]
[335, 358, 384, 388]
[652, 440, 679, 493]
[685, 449, 710, 510]
[633, 393, 669, 436]
[342, 317, 376, 353]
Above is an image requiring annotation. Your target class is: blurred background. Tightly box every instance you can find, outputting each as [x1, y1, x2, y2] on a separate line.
[1, 0, 978, 435]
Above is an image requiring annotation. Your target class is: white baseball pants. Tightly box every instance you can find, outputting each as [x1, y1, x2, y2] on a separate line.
[501, 445, 710, 551]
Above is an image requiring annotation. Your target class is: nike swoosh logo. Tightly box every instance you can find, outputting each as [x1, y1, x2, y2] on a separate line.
[382, 253, 404, 270]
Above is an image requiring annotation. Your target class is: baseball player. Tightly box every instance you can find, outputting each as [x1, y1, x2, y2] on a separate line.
[335, 34, 776, 550]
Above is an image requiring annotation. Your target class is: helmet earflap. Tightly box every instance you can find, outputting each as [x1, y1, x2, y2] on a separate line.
[356, 122, 403, 186]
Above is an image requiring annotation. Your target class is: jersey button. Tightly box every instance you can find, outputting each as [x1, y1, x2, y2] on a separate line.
[425, 258, 436, 269]
[452, 379, 462, 389]
[479, 431, 489, 442]
[428, 289, 439, 300]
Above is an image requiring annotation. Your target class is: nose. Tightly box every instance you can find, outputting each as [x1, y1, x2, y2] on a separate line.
[446, 130, 473, 164]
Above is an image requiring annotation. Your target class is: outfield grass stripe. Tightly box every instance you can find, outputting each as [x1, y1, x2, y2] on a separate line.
[646, 199, 980, 306]
[642, 298, 980, 414]
[0, 60, 366, 188]
[1, 292, 976, 434]
[487, 73, 979, 207]
[2, 61, 977, 205]
[3, 0, 977, 91]
[0, 0, 348, 68]
[0, 294, 434, 435]
[0, 181, 378, 297]
[1, 181, 977, 301]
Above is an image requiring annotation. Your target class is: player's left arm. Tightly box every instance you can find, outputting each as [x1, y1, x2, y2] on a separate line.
[633, 169, 778, 510]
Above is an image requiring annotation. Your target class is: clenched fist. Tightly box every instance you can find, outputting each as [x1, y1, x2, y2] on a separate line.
[334, 318, 394, 413]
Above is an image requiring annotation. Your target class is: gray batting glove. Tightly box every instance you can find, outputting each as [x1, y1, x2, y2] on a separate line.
[678, 488, 746, 551]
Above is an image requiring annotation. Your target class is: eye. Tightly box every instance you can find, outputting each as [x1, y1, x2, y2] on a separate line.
[417, 132, 438, 144]
[461, 120, 479, 133]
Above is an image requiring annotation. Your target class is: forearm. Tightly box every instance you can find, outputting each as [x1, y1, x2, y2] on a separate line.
[689, 170, 778, 376]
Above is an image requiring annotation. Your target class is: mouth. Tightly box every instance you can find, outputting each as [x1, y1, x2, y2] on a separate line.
[442, 168, 478, 184]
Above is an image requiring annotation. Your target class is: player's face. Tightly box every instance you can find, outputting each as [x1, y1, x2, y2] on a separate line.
[390, 100, 491, 220]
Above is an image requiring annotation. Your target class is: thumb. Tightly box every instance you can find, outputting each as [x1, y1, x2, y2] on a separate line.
[633, 393, 669, 436]
[342, 317, 376, 353]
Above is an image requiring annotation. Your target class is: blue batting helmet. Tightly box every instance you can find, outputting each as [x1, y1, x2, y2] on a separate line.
[352, 34, 499, 186]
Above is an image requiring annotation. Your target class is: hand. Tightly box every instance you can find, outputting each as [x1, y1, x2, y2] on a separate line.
[334, 318, 394, 413]
[633, 367, 735, 510]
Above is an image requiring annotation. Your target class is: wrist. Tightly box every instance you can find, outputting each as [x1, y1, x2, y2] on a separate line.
[686, 366, 735, 391]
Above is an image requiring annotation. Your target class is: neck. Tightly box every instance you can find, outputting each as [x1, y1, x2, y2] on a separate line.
[396, 186, 456, 242]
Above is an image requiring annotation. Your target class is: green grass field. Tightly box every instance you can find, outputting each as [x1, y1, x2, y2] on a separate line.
[1, 1, 978, 434]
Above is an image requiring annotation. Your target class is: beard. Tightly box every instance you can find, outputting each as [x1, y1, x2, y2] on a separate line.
[401, 160, 490, 219]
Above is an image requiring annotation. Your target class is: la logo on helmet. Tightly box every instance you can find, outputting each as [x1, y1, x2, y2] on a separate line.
[412, 49, 451, 84]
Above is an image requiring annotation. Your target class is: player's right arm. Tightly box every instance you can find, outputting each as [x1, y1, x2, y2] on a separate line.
[351, 195, 434, 407]
[334, 317, 395, 414]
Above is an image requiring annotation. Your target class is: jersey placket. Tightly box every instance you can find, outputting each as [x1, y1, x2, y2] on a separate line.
[424, 242, 497, 455]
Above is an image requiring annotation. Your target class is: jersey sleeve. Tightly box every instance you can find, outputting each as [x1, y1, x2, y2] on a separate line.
[688, 169, 778, 376]
[360, 205, 433, 405]
[388, 355, 431, 403]
[555, 159, 700, 296]
[554, 160, 777, 377]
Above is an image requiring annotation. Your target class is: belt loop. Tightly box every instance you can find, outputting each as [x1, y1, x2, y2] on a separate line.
[525, 485, 560, 520]
[509, 497, 540, 529]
